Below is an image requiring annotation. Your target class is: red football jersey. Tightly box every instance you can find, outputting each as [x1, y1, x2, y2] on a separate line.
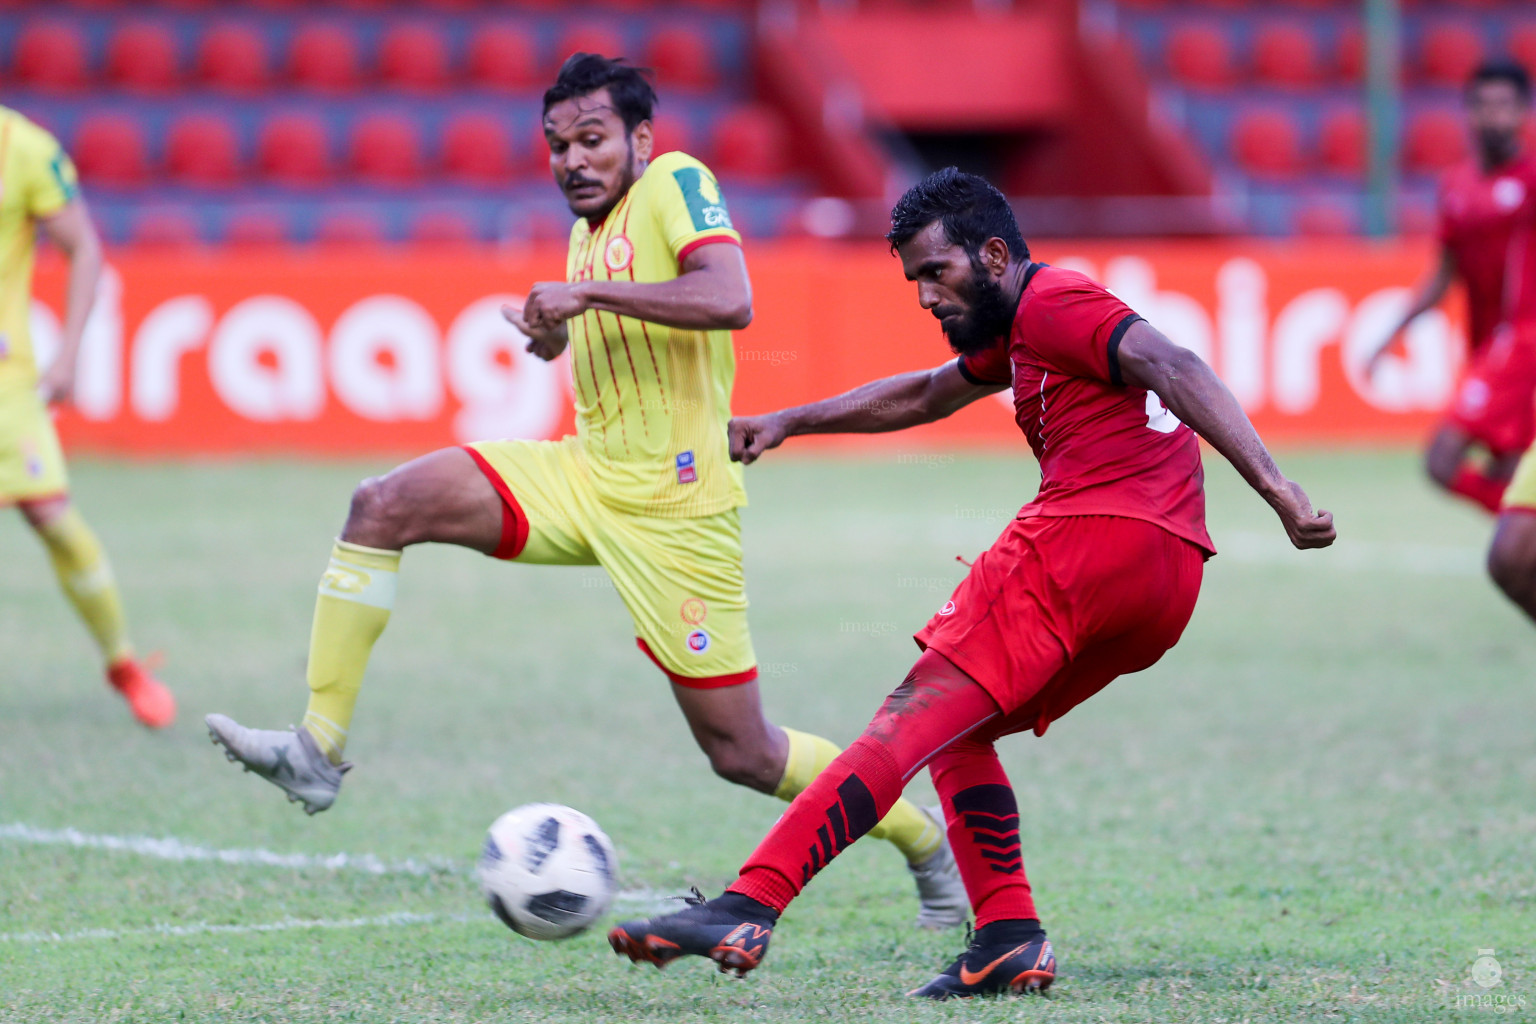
[1438, 153, 1536, 349]
[958, 264, 1214, 556]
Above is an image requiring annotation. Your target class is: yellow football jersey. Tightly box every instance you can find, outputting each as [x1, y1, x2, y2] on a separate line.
[565, 150, 747, 519]
[0, 106, 78, 392]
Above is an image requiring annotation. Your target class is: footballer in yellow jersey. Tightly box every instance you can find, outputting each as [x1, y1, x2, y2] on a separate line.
[205, 54, 963, 929]
[0, 106, 174, 728]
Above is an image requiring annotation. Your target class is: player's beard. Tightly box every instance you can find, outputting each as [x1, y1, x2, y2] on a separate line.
[943, 263, 1018, 356]
[1477, 126, 1521, 167]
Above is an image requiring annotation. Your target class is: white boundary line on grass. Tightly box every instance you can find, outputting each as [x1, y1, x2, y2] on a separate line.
[0, 822, 680, 945]
[0, 911, 477, 945]
[0, 822, 456, 876]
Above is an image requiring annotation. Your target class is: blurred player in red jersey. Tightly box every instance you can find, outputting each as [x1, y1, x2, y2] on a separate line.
[608, 169, 1337, 998]
[1366, 62, 1536, 514]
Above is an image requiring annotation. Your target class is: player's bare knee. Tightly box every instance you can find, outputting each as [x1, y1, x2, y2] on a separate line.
[342, 475, 409, 549]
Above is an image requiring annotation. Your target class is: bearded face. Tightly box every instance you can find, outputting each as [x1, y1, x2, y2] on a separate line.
[940, 257, 1018, 355]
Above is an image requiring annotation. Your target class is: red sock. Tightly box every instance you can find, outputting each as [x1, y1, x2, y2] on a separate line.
[729, 651, 1001, 913]
[1450, 466, 1507, 514]
[929, 736, 1037, 927]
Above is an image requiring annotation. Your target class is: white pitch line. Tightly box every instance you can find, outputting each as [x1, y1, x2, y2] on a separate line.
[0, 911, 477, 945]
[0, 823, 457, 876]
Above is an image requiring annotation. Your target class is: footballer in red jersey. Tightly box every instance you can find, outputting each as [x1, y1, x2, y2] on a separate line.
[609, 168, 1336, 999]
[1367, 61, 1536, 514]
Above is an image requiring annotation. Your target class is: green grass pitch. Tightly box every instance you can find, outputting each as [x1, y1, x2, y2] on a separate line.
[1, 449, 1532, 1022]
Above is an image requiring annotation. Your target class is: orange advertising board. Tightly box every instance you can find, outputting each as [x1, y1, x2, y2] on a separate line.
[29, 238, 1454, 457]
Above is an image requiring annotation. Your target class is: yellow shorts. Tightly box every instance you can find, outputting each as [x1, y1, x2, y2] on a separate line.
[463, 436, 756, 687]
[1503, 441, 1536, 512]
[0, 386, 68, 505]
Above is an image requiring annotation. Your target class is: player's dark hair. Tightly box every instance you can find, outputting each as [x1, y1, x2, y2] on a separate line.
[543, 53, 658, 133]
[1468, 60, 1532, 101]
[886, 167, 1029, 262]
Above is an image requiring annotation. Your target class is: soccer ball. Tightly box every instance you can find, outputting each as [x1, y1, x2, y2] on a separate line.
[476, 803, 618, 941]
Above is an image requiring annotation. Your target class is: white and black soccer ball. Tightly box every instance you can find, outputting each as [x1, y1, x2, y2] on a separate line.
[476, 803, 618, 941]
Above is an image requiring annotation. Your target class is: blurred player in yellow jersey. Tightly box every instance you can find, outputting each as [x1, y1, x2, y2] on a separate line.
[0, 106, 174, 728]
[207, 54, 965, 927]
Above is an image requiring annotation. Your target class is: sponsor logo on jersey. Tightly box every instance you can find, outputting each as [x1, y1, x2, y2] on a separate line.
[672, 166, 733, 233]
[680, 598, 707, 625]
[676, 449, 697, 484]
[938, 600, 956, 616]
[604, 234, 635, 273]
[686, 629, 710, 654]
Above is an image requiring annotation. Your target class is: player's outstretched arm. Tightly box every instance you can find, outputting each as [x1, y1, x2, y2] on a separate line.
[523, 244, 752, 334]
[730, 360, 1006, 464]
[35, 199, 103, 406]
[1117, 321, 1337, 551]
[1365, 246, 1454, 374]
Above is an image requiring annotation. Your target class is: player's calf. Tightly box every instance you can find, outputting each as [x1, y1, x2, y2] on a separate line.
[1488, 510, 1536, 621]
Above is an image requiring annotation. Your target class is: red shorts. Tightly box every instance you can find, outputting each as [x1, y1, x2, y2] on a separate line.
[915, 514, 1204, 738]
[1445, 325, 1536, 458]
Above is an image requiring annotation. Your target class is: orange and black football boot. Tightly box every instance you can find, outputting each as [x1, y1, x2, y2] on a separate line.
[908, 919, 1056, 999]
[609, 889, 776, 978]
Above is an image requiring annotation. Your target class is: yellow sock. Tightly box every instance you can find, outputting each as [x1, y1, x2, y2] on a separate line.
[775, 727, 944, 864]
[301, 539, 400, 765]
[36, 507, 132, 665]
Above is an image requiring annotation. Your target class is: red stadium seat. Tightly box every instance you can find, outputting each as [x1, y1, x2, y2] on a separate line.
[106, 21, 181, 93]
[1252, 22, 1321, 89]
[1334, 25, 1363, 82]
[1319, 108, 1365, 176]
[257, 113, 333, 186]
[1405, 108, 1470, 174]
[288, 23, 363, 92]
[1295, 200, 1356, 237]
[131, 208, 202, 248]
[225, 209, 290, 246]
[72, 116, 150, 187]
[468, 24, 537, 90]
[644, 25, 716, 90]
[1231, 110, 1305, 178]
[1418, 24, 1485, 87]
[1511, 25, 1536, 79]
[196, 23, 270, 93]
[349, 114, 425, 186]
[378, 23, 451, 92]
[13, 21, 91, 92]
[411, 209, 477, 243]
[709, 105, 789, 180]
[441, 113, 514, 185]
[650, 115, 695, 159]
[166, 114, 242, 187]
[1165, 24, 1235, 90]
[315, 209, 386, 246]
[552, 26, 626, 73]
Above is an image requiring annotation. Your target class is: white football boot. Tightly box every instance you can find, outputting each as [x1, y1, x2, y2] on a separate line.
[908, 806, 970, 929]
[205, 713, 351, 815]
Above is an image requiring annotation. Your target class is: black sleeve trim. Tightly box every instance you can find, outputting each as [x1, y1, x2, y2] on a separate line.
[1106, 313, 1144, 388]
[956, 355, 1009, 387]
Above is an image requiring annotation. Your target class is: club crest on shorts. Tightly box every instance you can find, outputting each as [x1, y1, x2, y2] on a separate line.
[604, 234, 635, 273]
[675, 450, 697, 484]
[686, 629, 710, 654]
[680, 598, 707, 625]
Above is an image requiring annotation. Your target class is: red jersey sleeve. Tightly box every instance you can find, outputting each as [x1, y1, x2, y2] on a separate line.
[956, 337, 1012, 386]
[1018, 271, 1144, 386]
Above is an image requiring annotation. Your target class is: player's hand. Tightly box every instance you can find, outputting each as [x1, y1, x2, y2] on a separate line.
[729, 413, 789, 465]
[523, 281, 589, 330]
[37, 361, 76, 406]
[501, 304, 568, 361]
[1269, 479, 1336, 550]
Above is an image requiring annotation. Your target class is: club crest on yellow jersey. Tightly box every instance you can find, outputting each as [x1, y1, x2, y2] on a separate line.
[604, 234, 635, 273]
